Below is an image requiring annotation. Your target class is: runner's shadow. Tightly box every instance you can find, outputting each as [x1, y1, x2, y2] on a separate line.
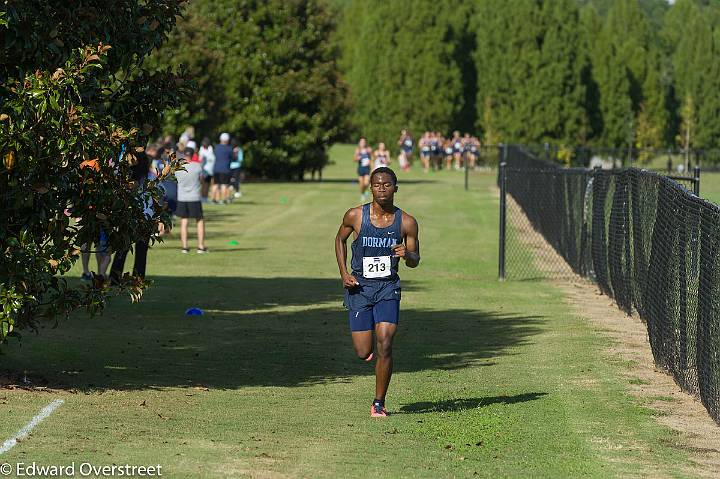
[397, 393, 548, 414]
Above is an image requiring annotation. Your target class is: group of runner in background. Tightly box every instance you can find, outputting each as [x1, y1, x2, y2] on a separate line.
[353, 129, 483, 201]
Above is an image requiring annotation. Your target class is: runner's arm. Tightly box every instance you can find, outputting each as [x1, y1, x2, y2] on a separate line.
[335, 208, 360, 287]
[392, 214, 420, 268]
[404, 216, 420, 268]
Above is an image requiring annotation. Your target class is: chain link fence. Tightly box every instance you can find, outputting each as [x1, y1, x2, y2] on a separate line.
[497, 146, 720, 424]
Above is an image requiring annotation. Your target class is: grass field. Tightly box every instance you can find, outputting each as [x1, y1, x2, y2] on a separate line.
[0, 144, 704, 477]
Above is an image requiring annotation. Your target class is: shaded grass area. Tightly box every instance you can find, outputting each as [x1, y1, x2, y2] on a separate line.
[697, 171, 720, 205]
[0, 145, 700, 477]
[3, 286, 542, 392]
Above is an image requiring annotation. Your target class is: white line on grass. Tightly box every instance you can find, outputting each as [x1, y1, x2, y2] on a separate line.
[0, 399, 64, 455]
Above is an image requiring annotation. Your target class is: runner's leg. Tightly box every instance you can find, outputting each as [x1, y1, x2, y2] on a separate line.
[352, 331, 373, 359]
[374, 321, 397, 401]
[350, 308, 374, 359]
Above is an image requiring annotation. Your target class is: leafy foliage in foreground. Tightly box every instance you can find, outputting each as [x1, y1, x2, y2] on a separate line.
[0, 1, 188, 343]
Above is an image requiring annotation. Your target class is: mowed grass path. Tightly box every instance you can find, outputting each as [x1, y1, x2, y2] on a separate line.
[0, 145, 697, 477]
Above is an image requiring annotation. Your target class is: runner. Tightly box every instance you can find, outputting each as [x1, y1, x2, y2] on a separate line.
[354, 137, 373, 202]
[429, 132, 440, 171]
[443, 137, 454, 170]
[419, 132, 431, 173]
[452, 131, 463, 170]
[396, 130, 413, 172]
[373, 142, 391, 171]
[464, 133, 478, 170]
[334, 167, 421, 417]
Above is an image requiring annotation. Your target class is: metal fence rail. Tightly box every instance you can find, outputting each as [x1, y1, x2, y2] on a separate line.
[497, 145, 720, 425]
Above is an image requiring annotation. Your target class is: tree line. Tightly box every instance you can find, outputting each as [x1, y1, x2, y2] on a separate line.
[150, 0, 348, 180]
[337, 0, 720, 152]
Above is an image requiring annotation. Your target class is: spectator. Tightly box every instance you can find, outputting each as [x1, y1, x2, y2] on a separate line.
[109, 150, 152, 284]
[230, 138, 243, 199]
[176, 145, 208, 253]
[80, 233, 111, 283]
[179, 126, 195, 146]
[212, 132, 233, 204]
[157, 146, 178, 215]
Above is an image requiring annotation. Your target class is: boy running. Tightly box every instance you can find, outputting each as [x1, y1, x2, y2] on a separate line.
[335, 167, 421, 417]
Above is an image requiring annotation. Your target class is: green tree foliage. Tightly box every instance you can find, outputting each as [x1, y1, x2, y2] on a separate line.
[535, 0, 589, 144]
[474, 0, 587, 145]
[582, 0, 670, 148]
[339, 0, 464, 145]
[663, 0, 720, 149]
[579, 4, 604, 141]
[153, 0, 348, 180]
[592, 28, 634, 147]
[0, 2, 187, 343]
[475, 0, 537, 143]
[338, 1, 720, 150]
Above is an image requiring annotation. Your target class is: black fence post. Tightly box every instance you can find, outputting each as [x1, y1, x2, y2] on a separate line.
[694, 166, 701, 196]
[499, 158, 507, 281]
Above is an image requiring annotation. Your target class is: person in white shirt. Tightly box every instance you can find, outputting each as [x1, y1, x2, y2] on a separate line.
[198, 137, 215, 202]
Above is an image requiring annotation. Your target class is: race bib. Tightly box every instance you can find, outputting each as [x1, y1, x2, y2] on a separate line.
[363, 255, 392, 278]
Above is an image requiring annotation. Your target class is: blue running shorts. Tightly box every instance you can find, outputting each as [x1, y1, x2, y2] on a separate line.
[349, 299, 399, 332]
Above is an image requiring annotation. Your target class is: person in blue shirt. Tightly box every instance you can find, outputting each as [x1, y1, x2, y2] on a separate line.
[334, 167, 421, 417]
[212, 132, 234, 204]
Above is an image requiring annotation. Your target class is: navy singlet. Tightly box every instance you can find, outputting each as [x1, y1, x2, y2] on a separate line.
[344, 203, 403, 311]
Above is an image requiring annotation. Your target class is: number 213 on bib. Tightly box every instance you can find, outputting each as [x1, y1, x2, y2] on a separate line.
[363, 256, 391, 278]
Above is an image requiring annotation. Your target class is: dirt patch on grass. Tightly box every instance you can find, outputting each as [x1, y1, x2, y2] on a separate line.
[502, 191, 720, 477]
[0, 369, 76, 394]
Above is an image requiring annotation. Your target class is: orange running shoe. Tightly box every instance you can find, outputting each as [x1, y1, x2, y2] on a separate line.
[370, 403, 389, 418]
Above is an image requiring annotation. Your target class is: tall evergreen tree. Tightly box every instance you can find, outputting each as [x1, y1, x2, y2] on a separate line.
[535, 0, 588, 144]
[592, 27, 633, 148]
[474, 0, 542, 143]
[589, 0, 668, 148]
[664, 0, 720, 149]
[475, 0, 587, 145]
[342, 0, 464, 144]
[331, 0, 720, 150]
[579, 3, 604, 142]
